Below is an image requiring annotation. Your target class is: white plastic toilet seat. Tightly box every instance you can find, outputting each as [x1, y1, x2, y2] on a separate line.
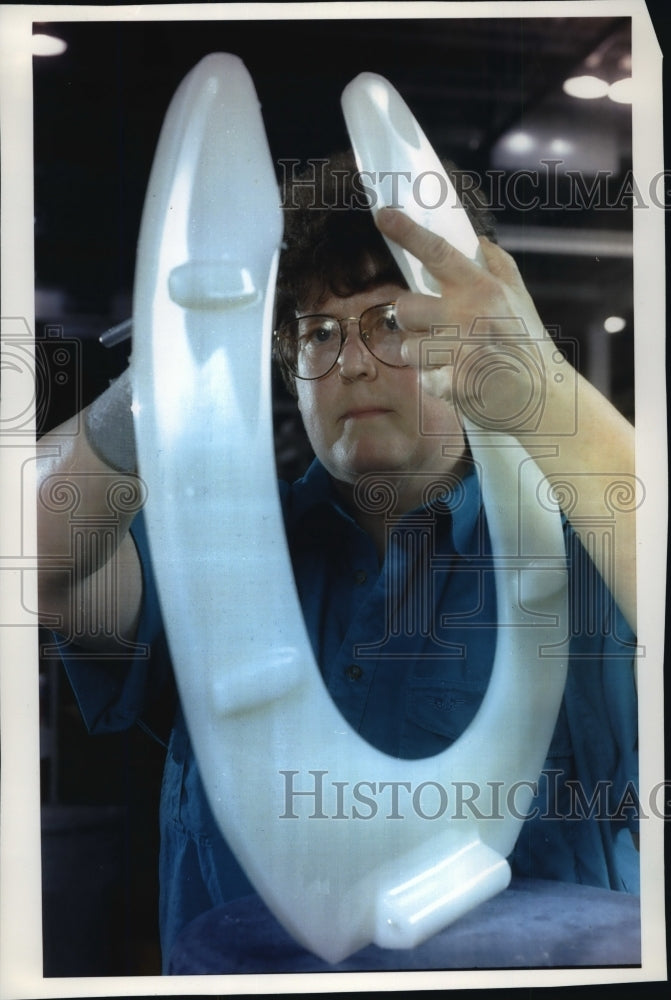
[130, 54, 569, 963]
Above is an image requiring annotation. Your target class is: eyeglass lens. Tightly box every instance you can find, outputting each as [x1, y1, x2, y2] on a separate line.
[279, 303, 407, 380]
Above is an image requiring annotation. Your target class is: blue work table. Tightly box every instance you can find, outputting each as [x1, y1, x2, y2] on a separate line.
[168, 878, 641, 974]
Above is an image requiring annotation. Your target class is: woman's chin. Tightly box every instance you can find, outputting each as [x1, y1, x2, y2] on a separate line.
[331, 443, 410, 481]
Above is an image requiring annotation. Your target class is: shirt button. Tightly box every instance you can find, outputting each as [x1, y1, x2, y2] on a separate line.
[345, 664, 363, 681]
[354, 569, 367, 585]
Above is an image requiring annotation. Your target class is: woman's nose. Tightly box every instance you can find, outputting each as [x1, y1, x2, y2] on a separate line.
[337, 318, 376, 380]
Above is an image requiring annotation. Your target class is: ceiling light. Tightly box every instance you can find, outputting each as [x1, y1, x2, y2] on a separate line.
[608, 78, 633, 105]
[562, 75, 610, 100]
[504, 131, 535, 153]
[549, 138, 573, 156]
[32, 33, 67, 57]
[604, 315, 626, 334]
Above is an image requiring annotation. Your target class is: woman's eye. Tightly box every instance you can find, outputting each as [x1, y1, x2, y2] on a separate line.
[312, 326, 333, 343]
[299, 324, 335, 349]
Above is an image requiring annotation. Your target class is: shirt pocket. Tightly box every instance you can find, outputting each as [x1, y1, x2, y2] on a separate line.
[399, 679, 486, 759]
[400, 679, 574, 767]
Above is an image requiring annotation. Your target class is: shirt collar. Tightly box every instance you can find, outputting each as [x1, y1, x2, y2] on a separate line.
[288, 457, 484, 557]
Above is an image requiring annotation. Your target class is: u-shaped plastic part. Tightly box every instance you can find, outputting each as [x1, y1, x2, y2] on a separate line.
[131, 55, 569, 963]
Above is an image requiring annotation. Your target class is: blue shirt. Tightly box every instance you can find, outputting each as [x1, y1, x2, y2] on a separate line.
[61, 457, 639, 969]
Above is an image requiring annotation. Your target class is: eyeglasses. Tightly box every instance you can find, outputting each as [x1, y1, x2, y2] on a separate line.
[274, 302, 409, 381]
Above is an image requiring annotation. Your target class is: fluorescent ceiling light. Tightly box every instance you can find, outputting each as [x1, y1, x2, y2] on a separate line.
[608, 78, 633, 104]
[604, 315, 627, 334]
[32, 33, 67, 56]
[548, 138, 573, 155]
[562, 75, 610, 100]
[504, 131, 535, 153]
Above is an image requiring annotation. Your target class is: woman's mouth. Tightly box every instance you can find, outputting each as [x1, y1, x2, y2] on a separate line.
[341, 407, 392, 421]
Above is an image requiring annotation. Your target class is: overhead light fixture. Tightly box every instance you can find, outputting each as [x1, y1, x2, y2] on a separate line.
[562, 75, 610, 100]
[504, 131, 535, 153]
[604, 315, 627, 334]
[608, 78, 633, 104]
[548, 138, 574, 156]
[32, 33, 67, 57]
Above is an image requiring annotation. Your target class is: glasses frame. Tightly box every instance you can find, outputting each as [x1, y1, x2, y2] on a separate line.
[274, 301, 409, 381]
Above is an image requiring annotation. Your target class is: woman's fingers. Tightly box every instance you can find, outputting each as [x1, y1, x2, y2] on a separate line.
[376, 207, 531, 303]
[477, 235, 529, 295]
[375, 207, 484, 288]
[377, 208, 555, 430]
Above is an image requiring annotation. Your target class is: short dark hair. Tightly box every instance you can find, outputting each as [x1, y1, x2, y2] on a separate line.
[274, 150, 496, 395]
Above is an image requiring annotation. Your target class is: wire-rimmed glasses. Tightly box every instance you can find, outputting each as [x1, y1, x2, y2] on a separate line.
[274, 302, 409, 381]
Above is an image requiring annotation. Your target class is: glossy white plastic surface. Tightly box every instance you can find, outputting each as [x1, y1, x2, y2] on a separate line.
[131, 56, 568, 964]
[341, 71, 487, 292]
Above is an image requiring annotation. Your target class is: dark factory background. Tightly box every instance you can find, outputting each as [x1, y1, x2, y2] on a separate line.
[30, 10, 659, 978]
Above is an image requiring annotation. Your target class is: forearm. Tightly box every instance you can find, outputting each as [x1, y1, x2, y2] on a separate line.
[37, 413, 137, 567]
[532, 364, 637, 633]
[37, 378, 144, 646]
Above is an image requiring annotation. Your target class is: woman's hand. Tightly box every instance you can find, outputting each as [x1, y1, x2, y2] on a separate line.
[376, 206, 638, 634]
[375, 207, 572, 438]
